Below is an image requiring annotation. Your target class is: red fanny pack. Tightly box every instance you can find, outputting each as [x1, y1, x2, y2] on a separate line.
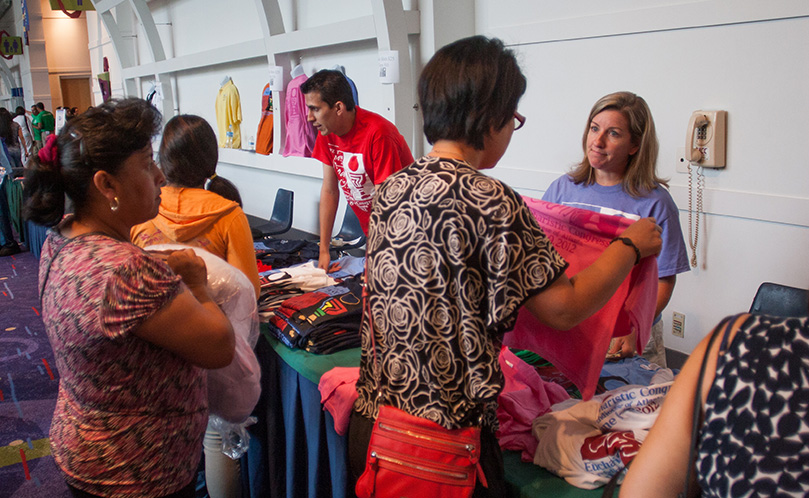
[355, 405, 487, 498]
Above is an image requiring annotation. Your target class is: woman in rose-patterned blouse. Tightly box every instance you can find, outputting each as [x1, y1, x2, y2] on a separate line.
[24, 99, 234, 498]
[348, 36, 664, 497]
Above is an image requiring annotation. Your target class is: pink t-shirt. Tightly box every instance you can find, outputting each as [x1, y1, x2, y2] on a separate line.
[283, 74, 316, 157]
[503, 198, 658, 400]
[496, 347, 570, 461]
[39, 230, 206, 497]
[319, 366, 360, 436]
[312, 107, 413, 234]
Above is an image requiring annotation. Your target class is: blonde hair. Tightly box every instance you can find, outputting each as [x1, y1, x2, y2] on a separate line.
[569, 91, 667, 197]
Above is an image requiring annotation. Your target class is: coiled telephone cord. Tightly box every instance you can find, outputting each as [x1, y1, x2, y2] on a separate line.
[687, 163, 704, 268]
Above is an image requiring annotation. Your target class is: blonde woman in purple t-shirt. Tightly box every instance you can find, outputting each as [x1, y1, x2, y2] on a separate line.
[543, 92, 690, 366]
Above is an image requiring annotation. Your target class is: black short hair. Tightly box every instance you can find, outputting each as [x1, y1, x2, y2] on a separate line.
[300, 69, 355, 111]
[35, 102, 45, 110]
[419, 36, 526, 150]
[23, 98, 162, 226]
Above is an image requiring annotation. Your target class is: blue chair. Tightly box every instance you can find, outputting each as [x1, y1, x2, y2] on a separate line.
[248, 188, 294, 240]
[749, 282, 809, 317]
[330, 207, 365, 253]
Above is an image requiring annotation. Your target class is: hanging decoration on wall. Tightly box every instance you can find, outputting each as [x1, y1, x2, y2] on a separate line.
[378, 50, 400, 84]
[1, 36, 22, 57]
[21, 0, 30, 46]
[97, 57, 111, 103]
[216, 76, 243, 149]
[49, 0, 94, 19]
[0, 31, 21, 59]
[268, 66, 284, 92]
[256, 83, 274, 155]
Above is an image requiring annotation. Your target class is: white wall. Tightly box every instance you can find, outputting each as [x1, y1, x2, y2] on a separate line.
[85, 0, 425, 237]
[0, 0, 90, 110]
[86, 5, 124, 103]
[40, 0, 91, 108]
[15, 0, 52, 109]
[80, 0, 808, 354]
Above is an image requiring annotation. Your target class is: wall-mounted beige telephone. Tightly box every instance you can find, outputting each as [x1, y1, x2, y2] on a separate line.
[686, 110, 727, 268]
[686, 110, 727, 167]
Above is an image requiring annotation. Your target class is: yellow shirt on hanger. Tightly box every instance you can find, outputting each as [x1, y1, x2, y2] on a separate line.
[216, 78, 242, 148]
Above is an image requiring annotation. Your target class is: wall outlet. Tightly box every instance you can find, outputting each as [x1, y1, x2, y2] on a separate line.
[672, 312, 685, 338]
[676, 147, 689, 174]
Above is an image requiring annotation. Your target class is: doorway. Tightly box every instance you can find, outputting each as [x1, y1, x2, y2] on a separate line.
[59, 76, 92, 114]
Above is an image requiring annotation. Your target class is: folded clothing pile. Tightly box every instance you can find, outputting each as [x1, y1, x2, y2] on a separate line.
[254, 239, 320, 270]
[532, 372, 674, 490]
[267, 275, 363, 354]
[257, 261, 336, 322]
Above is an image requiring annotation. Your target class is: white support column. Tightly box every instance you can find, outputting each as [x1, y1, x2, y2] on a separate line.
[127, 0, 174, 120]
[254, 0, 290, 155]
[0, 58, 18, 96]
[27, 0, 53, 109]
[371, 0, 417, 153]
[128, 0, 165, 61]
[99, 5, 138, 97]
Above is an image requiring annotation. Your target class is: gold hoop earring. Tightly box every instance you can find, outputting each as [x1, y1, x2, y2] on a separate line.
[110, 196, 120, 212]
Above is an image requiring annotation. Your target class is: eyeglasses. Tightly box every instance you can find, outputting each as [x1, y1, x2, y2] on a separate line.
[514, 112, 526, 131]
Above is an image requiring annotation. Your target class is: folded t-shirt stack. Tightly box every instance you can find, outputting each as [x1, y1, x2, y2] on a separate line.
[254, 239, 320, 270]
[257, 261, 336, 321]
[255, 255, 365, 322]
[268, 275, 363, 354]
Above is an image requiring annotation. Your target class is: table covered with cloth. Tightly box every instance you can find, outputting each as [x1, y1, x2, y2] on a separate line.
[243, 327, 360, 498]
[242, 325, 615, 498]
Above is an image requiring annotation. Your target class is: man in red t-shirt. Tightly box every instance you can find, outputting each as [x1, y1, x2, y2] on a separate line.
[302, 70, 414, 270]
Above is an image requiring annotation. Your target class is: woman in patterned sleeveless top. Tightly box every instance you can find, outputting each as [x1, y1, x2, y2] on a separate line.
[622, 305, 809, 497]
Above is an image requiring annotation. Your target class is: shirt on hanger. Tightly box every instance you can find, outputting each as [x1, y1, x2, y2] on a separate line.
[256, 83, 274, 155]
[283, 73, 316, 157]
[215, 78, 242, 148]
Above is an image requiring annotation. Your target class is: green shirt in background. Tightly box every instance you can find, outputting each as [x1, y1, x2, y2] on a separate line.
[31, 113, 41, 141]
[39, 111, 55, 132]
[32, 110, 55, 142]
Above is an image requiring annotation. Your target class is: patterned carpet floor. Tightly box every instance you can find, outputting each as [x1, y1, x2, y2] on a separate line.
[0, 249, 70, 498]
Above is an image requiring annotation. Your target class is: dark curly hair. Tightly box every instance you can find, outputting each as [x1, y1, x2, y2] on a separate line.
[300, 70, 356, 111]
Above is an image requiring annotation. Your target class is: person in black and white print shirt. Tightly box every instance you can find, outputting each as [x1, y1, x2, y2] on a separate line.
[348, 35, 663, 497]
